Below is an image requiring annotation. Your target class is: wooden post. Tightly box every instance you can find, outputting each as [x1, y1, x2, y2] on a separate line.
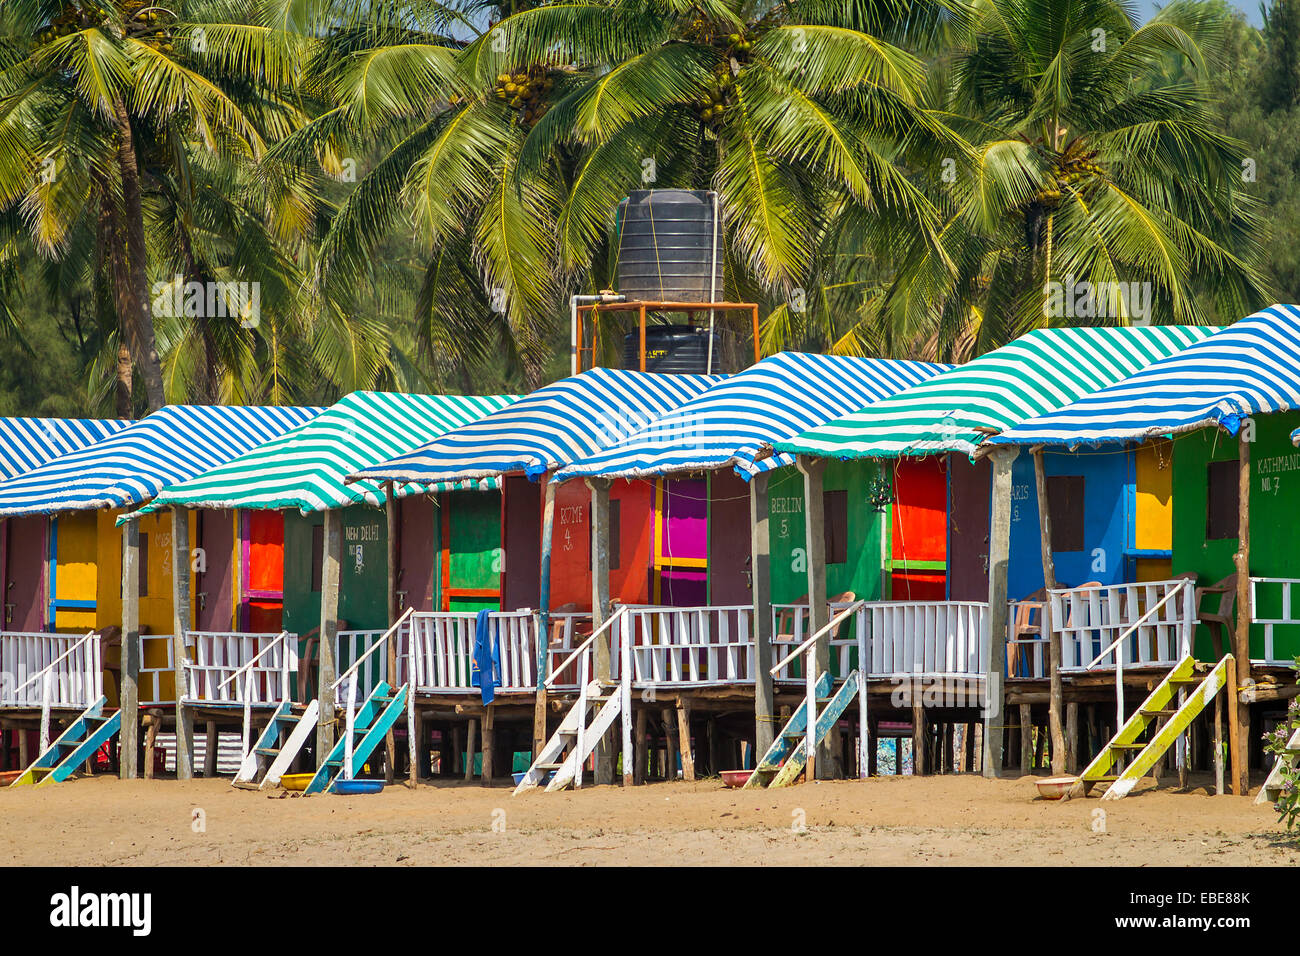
[1231, 433, 1251, 795]
[203, 721, 217, 776]
[1031, 449, 1068, 774]
[983, 445, 1018, 778]
[170, 506, 194, 780]
[662, 706, 678, 779]
[385, 484, 398, 785]
[638, 304, 647, 372]
[534, 476, 557, 757]
[464, 718, 477, 781]
[1065, 702, 1080, 774]
[1226, 655, 1243, 795]
[120, 518, 140, 780]
[587, 477, 614, 785]
[1214, 683, 1226, 796]
[675, 697, 695, 782]
[796, 455, 836, 778]
[749, 473, 776, 756]
[634, 707, 647, 784]
[481, 705, 495, 786]
[911, 699, 926, 776]
[316, 509, 341, 765]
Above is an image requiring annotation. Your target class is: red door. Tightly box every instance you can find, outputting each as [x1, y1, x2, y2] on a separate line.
[242, 511, 285, 631]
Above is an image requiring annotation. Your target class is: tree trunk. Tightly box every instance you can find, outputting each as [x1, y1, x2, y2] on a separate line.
[111, 96, 165, 412]
[115, 342, 133, 418]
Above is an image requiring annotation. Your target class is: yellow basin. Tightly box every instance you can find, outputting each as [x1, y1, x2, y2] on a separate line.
[279, 773, 313, 792]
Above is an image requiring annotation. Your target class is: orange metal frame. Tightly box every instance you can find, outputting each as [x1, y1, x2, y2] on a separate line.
[575, 300, 761, 373]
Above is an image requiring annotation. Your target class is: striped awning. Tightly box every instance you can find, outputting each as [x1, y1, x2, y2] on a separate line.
[0, 418, 129, 481]
[353, 367, 724, 486]
[982, 306, 1300, 449]
[0, 404, 321, 517]
[126, 392, 518, 518]
[554, 352, 951, 482]
[774, 326, 1220, 459]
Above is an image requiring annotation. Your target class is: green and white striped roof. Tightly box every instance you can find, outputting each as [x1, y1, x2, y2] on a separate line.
[773, 326, 1220, 459]
[126, 391, 518, 517]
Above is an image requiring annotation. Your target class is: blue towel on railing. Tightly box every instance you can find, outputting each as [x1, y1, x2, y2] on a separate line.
[471, 608, 500, 705]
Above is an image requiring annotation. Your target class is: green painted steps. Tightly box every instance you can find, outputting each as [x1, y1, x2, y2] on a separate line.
[744, 671, 860, 789]
[10, 697, 121, 787]
[303, 682, 407, 795]
[1072, 655, 1232, 800]
[233, 699, 320, 791]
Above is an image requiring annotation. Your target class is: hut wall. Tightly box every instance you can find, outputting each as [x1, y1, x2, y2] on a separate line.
[548, 478, 653, 611]
[768, 459, 888, 605]
[1172, 410, 1300, 661]
[501, 475, 542, 611]
[396, 494, 436, 612]
[283, 505, 389, 637]
[947, 454, 991, 601]
[1006, 448, 1130, 601]
[888, 457, 947, 600]
[1131, 440, 1174, 581]
[195, 509, 236, 631]
[708, 470, 753, 606]
[4, 516, 46, 632]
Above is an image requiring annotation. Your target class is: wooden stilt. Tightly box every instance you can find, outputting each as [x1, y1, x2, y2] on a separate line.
[983, 446, 1018, 778]
[1031, 449, 1068, 775]
[634, 707, 647, 785]
[1231, 433, 1252, 796]
[1019, 704, 1033, 773]
[120, 519, 140, 779]
[316, 510, 341, 765]
[384, 485, 399, 786]
[464, 718, 478, 782]
[587, 477, 614, 786]
[797, 455, 838, 777]
[1226, 655, 1243, 795]
[1214, 686, 1225, 795]
[912, 700, 926, 776]
[663, 707, 678, 780]
[676, 698, 695, 782]
[749, 473, 776, 756]
[481, 706, 495, 786]
[203, 721, 217, 777]
[170, 507, 194, 779]
[1065, 702, 1079, 773]
[534, 477, 557, 758]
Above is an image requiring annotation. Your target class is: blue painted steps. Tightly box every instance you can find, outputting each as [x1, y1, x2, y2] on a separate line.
[10, 696, 121, 787]
[743, 671, 861, 788]
[304, 681, 408, 795]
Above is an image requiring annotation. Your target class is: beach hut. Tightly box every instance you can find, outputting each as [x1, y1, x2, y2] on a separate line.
[986, 304, 1300, 796]
[352, 367, 722, 784]
[773, 325, 1220, 778]
[550, 351, 949, 779]
[0, 404, 320, 779]
[124, 391, 517, 780]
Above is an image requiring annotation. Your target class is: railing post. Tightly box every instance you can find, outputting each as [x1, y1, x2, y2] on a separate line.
[344, 674, 357, 781]
[857, 608, 869, 779]
[241, 667, 253, 765]
[620, 614, 632, 787]
[408, 618, 420, 788]
[575, 651, 589, 790]
[40, 669, 52, 754]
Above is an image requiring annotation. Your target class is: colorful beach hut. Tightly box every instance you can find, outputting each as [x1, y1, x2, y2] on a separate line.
[0, 404, 320, 778]
[773, 325, 1220, 777]
[352, 367, 722, 783]
[987, 304, 1300, 792]
[125, 391, 517, 778]
[552, 351, 950, 767]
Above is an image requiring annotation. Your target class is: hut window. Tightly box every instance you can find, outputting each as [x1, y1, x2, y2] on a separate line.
[824, 490, 848, 565]
[310, 524, 324, 591]
[1046, 476, 1085, 552]
[1206, 460, 1239, 540]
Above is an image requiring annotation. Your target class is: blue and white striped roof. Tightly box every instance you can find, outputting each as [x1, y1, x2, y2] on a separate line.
[0, 418, 129, 481]
[987, 305, 1300, 448]
[352, 368, 724, 485]
[0, 404, 321, 516]
[554, 352, 951, 482]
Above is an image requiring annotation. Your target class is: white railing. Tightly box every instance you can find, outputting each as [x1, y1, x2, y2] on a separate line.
[407, 609, 542, 694]
[8, 631, 99, 753]
[861, 602, 989, 678]
[543, 612, 593, 690]
[770, 601, 867, 782]
[140, 635, 178, 707]
[0, 631, 102, 710]
[184, 631, 298, 707]
[333, 607, 414, 781]
[624, 605, 755, 687]
[772, 600, 858, 683]
[1053, 579, 1195, 672]
[1249, 578, 1300, 665]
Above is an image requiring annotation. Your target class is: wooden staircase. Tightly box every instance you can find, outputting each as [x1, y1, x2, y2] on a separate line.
[514, 679, 624, 793]
[1072, 655, 1231, 800]
[303, 681, 407, 795]
[233, 699, 319, 790]
[1257, 723, 1300, 806]
[744, 671, 859, 789]
[10, 696, 121, 787]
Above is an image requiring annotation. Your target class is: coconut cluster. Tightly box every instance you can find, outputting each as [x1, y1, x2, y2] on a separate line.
[491, 67, 555, 128]
[34, 2, 176, 51]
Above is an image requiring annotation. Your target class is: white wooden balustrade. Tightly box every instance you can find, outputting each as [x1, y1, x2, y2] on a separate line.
[0, 631, 103, 709]
[623, 605, 755, 687]
[861, 601, 988, 679]
[1248, 578, 1300, 665]
[179, 631, 298, 706]
[407, 609, 545, 694]
[1052, 579, 1193, 671]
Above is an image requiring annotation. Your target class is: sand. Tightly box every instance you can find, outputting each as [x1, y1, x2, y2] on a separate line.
[0, 771, 1293, 866]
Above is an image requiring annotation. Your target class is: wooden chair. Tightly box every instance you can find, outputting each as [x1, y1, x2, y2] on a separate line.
[297, 619, 349, 703]
[1008, 588, 1047, 678]
[1175, 572, 1237, 659]
[774, 591, 857, 643]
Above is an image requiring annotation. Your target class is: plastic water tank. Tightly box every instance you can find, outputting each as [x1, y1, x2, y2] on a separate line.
[623, 325, 724, 374]
[615, 190, 723, 303]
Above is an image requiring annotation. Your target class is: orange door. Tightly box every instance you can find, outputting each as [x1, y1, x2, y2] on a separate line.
[243, 511, 285, 631]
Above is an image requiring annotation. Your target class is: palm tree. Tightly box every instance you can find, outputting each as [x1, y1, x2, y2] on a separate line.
[0, 0, 300, 412]
[883, 0, 1269, 359]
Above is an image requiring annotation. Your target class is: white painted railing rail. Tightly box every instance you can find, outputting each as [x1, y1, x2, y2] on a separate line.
[624, 605, 755, 687]
[8, 631, 98, 752]
[1249, 577, 1300, 665]
[406, 609, 542, 693]
[183, 631, 299, 706]
[860, 601, 988, 678]
[1, 631, 101, 710]
[214, 630, 293, 766]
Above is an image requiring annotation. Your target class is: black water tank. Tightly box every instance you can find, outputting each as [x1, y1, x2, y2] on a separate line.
[615, 190, 723, 303]
[623, 325, 722, 374]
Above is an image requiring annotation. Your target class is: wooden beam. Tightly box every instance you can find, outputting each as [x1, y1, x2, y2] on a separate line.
[385, 484, 398, 785]
[797, 455, 835, 779]
[316, 509, 341, 765]
[1031, 450, 1068, 774]
[534, 476, 557, 758]
[481, 705, 495, 786]
[120, 518, 140, 780]
[203, 721, 217, 777]
[1231, 432, 1251, 795]
[749, 472, 776, 756]
[983, 445, 1019, 778]
[170, 506, 194, 780]
[586, 476, 614, 785]
[464, 717, 477, 781]
[675, 697, 695, 782]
